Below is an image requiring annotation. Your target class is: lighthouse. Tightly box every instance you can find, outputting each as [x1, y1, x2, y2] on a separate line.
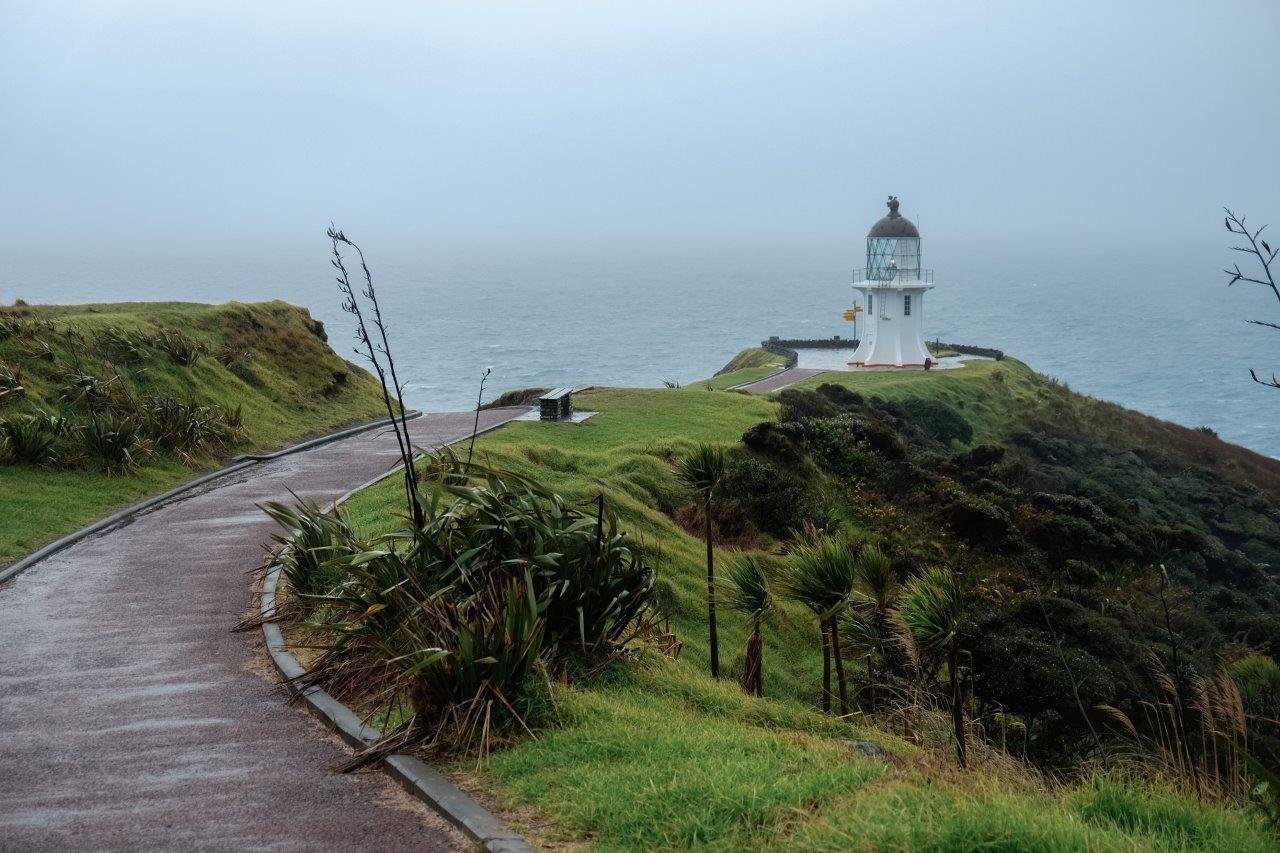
[847, 196, 934, 368]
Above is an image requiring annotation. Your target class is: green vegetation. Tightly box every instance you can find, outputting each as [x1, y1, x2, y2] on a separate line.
[0, 301, 386, 564]
[713, 345, 787, 375]
[268, 450, 655, 759]
[484, 668, 1271, 850]
[677, 442, 728, 679]
[325, 355, 1278, 849]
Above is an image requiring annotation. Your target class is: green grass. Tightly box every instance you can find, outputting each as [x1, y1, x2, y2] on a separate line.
[790, 357, 1047, 444]
[344, 370, 1276, 850]
[0, 300, 386, 564]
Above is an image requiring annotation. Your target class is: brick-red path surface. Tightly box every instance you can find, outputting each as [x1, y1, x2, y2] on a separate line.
[0, 409, 527, 851]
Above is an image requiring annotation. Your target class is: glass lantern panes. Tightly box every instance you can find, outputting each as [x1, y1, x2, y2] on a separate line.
[866, 237, 921, 281]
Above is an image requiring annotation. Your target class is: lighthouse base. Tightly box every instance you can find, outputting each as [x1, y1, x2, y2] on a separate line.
[848, 360, 929, 368]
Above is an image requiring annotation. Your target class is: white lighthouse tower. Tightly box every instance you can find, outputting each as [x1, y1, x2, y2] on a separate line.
[848, 196, 934, 368]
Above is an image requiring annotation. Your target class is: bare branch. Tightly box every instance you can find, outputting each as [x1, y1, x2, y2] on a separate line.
[1224, 209, 1280, 391]
[329, 225, 423, 525]
[1249, 368, 1280, 389]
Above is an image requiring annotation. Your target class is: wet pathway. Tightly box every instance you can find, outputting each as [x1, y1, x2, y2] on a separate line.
[0, 409, 528, 851]
[733, 367, 826, 393]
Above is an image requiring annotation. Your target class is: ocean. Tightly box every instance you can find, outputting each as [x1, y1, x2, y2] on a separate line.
[5, 234, 1278, 458]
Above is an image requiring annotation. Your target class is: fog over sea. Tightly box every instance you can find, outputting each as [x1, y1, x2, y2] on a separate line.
[6, 233, 1278, 458]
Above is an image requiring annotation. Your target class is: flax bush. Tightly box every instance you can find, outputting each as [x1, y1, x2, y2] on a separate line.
[269, 449, 654, 757]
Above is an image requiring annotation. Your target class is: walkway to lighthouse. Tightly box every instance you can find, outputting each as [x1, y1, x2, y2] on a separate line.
[733, 367, 826, 393]
[0, 408, 530, 851]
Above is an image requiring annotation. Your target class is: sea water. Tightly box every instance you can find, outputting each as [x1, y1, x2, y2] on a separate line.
[5, 234, 1277, 457]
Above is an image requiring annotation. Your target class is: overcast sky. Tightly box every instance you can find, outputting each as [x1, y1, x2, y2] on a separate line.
[3, 0, 1278, 252]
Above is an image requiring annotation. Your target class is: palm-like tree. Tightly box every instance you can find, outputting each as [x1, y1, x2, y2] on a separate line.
[781, 530, 857, 715]
[900, 567, 967, 767]
[851, 544, 899, 714]
[678, 443, 726, 678]
[725, 554, 772, 696]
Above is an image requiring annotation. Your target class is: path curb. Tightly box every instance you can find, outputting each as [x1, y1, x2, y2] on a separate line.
[259, 408, 533, 852]
[262, 564, 530, 853]
[0, 410, 420, 586]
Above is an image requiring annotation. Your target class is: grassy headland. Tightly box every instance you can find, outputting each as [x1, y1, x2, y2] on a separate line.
[0, 301, 386, 565]
[334, 354, 1280, 849]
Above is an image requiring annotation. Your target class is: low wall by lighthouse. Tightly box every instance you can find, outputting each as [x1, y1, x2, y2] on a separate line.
[761, 335, 1004, 368]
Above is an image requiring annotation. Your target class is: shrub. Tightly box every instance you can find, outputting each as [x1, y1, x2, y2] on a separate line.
[270, 450, 654, 756]
[804, 418, 889, 481]
[1029, 492, 1139, 565]
[59, 369, 124, 410]
[1229, 653, 1280, 719]
[80, 413, 143, 472]
[214, 343, 252, 369]
[776, 388, 838, 421]
[262, 499, 360, 608]
[815, 382, 863, 408]
[721, 453, 820, 537]
[143, 395, 243, 454]
[95, 326, 150, 364]
[740, 420, 807, 464]
[943, 495, 1018, 549]
[0, 362, 24, 401]
[966, 622, 1117, 721]
[155, 327, 206, 365]
[955, 444, 1005, 470]
[0, 411, 64, 464]
[831, 416, 906, 459]
[899, 398, 973, 446]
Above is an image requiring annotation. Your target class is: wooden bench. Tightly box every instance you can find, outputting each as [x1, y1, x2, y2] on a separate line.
[539, 387, 573, 421]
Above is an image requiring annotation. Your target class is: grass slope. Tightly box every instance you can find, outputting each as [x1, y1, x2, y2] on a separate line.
[0, 300, 386, 564]
[344, 360, 1275, 849]
[714, 346, 787, 375]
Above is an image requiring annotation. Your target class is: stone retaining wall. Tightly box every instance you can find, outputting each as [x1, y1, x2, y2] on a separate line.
[761, 335, 1003, 363]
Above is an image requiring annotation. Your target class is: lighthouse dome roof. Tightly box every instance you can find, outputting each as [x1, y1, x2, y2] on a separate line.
[867, 196, 919, 239]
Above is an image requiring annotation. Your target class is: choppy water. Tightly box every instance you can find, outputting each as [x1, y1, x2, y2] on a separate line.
[5, 235, 1278, 457]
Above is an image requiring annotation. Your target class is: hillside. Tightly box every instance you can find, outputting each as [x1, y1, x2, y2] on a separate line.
[328, 353, 1280, 849]
[0, 300, 387, 564]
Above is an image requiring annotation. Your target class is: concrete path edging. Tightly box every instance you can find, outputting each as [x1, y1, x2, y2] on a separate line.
[0, 410, 422, 587]
[258, 413, 533, 853]
[261, 563, 530, 853]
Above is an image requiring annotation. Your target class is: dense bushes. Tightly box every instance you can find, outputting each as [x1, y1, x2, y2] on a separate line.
[740, 420, 807, 464]
[0, 394, 243, 472]
[745, 373, 1280, 772]
[944, 495, 1019, 549]
[719, 452, 822, 537]
[142, 395, 243, 455]
[269, 451, 654, 755]
[0, 314, 249, 472]
[777, 387, 838, 421]
[899, 397, 973, 445]
[0, 412, 63, 464]
[804, 418, 888, 481]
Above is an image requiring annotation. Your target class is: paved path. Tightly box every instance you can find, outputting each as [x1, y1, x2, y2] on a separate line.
[734, 367, 826, 393]
[0, 409, 528, 852]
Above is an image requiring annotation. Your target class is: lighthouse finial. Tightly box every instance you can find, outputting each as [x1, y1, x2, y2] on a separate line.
[886, 195, 900, 218]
